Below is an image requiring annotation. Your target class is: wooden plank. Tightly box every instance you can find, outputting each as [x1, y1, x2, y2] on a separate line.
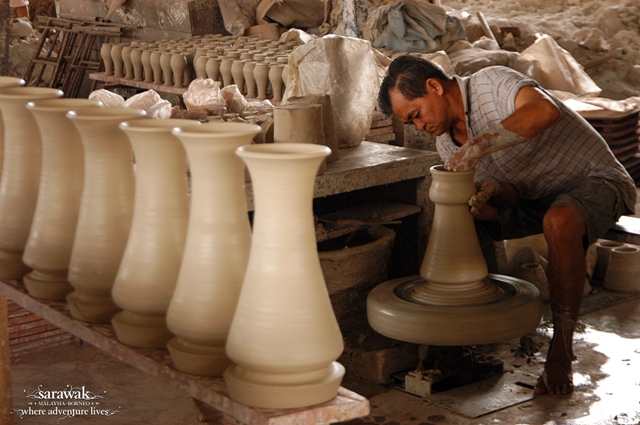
[89, 72, 188, 95]
[0, 280, 370, 425]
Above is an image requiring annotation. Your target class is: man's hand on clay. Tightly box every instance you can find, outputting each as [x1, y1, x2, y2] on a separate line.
[444, 142, 482, 171]
[469, 179, 500, 217]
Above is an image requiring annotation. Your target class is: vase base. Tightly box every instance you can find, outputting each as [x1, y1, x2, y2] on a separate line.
[0, 250, 31, 280]
[167, 337, 231, 376]
[112, 311, 172, 349]
[367, 274, 543, 346]
[66, 290, 121, 324]
[23, 270, 72, 300]
[224, 361, 345, 409]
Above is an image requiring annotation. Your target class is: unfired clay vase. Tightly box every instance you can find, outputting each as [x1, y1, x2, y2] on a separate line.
[243, 61, 257, 98]
[219, 57, 234, 88]
[140, 49, 154, 83]
[273, 104, 327, 175]
[170, 53, 187, 88]
[205, 56, 221, 81]
[224, 143, 345, 409]
[111, 43, 125, 78]
[111, 119, 194, 348]
[100, 42, 114, 76]
[514, 262, 550, 301]
[367, 165, 543, 345]
[268, 64, 284, 102]
[230, 59, 246, 94]
[150, 50, 164, 85]
[253, 62, 270, 100]
[160, 51, 174, 86]
[22, 98, 103, 300]
[131, 48, 144, 81]
[0, 87, 63, 279]
[166, 122, 261, 376]
[603, 245, 640, 292]
[66, 108, 147, 324]
[121, 44, 134, 80]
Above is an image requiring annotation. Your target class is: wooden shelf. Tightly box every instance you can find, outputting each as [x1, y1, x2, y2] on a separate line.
[0, 279, 369, 425]
[89, 72, 188, 95]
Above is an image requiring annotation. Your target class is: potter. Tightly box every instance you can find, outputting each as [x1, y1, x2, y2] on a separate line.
[377, 55, 635, 395]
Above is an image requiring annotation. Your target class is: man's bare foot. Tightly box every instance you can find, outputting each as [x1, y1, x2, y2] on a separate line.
[534, 337, 575, 395]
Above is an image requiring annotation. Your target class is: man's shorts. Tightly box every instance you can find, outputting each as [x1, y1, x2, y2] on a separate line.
[10, 0, 29, 7]
[481, 177, 627, 250]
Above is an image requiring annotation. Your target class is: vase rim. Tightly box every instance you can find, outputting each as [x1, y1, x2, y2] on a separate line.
[120, 118, 198, 132]
[0, 76, 25, 87]
[0, 87, 63, 98]
[430, 164, 475, 177]
[173, 122, 261, 138]
[236, 142, 331, 160]
[27, 98, 103, 111]
[67, 107, 147, 120]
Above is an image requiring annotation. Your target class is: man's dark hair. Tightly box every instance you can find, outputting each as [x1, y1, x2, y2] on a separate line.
[378, 55, 451, 116]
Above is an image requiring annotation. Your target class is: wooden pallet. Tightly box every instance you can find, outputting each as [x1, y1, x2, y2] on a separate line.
[580, 109, 640, 185]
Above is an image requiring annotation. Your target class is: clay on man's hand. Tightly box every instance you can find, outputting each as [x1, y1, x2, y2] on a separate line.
[469, 179, 500, 217]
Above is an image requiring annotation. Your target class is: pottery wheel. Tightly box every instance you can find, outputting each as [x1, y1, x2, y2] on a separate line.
[367, 274, 543, 346]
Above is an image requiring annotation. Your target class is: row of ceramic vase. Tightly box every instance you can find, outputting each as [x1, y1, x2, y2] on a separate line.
[0, 77, 344, 409]
[99, 33, 298, 102]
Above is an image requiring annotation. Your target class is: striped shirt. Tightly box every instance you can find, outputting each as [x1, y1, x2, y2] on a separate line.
[436, 66, 636, 214]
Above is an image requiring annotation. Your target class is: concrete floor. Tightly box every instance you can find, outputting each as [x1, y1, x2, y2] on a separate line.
[8, 286, 640, 425]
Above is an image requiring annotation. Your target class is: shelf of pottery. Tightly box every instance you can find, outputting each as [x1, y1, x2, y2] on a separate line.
[91, 33, 298, 102]
[0, 77, 441, 424]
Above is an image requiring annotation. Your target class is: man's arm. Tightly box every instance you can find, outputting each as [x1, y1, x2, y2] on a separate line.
[445, 86, 561, 171]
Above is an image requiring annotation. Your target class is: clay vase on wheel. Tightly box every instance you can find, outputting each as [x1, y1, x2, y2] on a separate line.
[22, 98, 103, 300]
[166, 122, 261, 376]
[367, 165, 542, 346]
[66, 108, 147, 324]
[224, 143, 345, 409]
[0, 87, 63, 279]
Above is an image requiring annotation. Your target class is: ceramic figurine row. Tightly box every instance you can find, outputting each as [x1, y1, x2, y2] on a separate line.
[0, 80, 343, 409]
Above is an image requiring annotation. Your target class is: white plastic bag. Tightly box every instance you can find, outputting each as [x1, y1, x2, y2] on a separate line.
[284, 35, 383, 148]
[182, 78, 227, 114]
[124, 90, 172, 119]
[88, 89, 125, 108]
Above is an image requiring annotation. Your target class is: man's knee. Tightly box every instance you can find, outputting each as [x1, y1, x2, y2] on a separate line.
[543, 205, 586, 245]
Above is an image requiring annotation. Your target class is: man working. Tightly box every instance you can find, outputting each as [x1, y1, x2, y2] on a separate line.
[377, 55, 636, 395]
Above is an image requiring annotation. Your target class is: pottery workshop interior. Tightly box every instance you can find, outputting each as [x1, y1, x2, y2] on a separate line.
[1, 0, 640, 424]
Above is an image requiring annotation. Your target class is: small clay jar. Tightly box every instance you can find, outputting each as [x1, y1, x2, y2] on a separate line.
[603, 245, 640, 292]
[268, 64, 284, 102]
[194, 54, 208, 79]
[219, 56, 234, 88]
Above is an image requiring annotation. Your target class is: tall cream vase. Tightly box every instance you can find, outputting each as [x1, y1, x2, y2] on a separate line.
[224, 143, 345, 409]
[166, 122, 261, 376]
[111, 119, 195, 349]
[0, 87, 63, 279]
[22, 98, 103, 300]
[0, 77, 25, 184]
[66, 108, 147, 324]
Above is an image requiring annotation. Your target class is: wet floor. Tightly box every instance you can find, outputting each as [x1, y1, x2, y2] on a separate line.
[8, 290, 640, 425]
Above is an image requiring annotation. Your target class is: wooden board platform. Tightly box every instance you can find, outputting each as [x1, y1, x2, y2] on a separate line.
[0, 280, 370, 425]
